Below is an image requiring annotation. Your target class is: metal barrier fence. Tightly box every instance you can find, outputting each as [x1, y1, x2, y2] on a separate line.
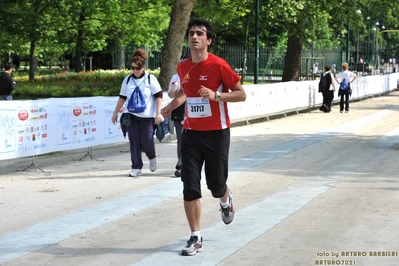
[113, 44, 346, 83]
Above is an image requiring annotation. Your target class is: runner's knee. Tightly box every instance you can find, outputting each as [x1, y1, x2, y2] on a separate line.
[210, 184, 227, 198]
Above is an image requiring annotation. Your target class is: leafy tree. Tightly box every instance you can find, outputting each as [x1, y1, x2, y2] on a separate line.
[59, 0, 170, 72]
[158, 0, 197, 91]
[0, 0, 171, 77]
[192, 0, 253, 80]
[0, 0, 66, 80]
[190, 0, 399, 81]
[277, 0, 399, 80]
[2, 0, 399, 84]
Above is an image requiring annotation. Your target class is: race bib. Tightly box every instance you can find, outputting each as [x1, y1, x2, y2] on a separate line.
[186, 97, 212, 118]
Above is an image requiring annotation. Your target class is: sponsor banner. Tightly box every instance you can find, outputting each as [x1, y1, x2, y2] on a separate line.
[1, 74, 398, 161]
[228, 74, 399, 123]
[0, 97, 125, 160]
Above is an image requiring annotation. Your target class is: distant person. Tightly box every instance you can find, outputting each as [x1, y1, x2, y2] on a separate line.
[335, 62, 357, 113]
[319, 65, 336, 113]
[358, 58, 364, 72]
[313, 62, 319, 77]
[167, 54, 190, 177]
[332, 63, 337, 73]
[350, 56, 355, 69]
[12, 53, 20, 71]
[0, 63, 16, 100]
[111, 49, 164, 177]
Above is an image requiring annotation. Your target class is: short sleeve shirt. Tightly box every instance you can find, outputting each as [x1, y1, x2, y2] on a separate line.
[177, 54, 240, 131]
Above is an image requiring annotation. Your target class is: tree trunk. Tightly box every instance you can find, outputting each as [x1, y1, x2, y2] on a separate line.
[74, 12, 85, 72]
[241, 14, 251, 84]
[282, 27, 304, 82]
[158, 0, 197, 91]
[29, 40, 36, 81]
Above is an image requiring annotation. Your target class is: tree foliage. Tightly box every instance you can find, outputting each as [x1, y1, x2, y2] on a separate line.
[0, 0, 171, 79]
[1, 0, 399, 83]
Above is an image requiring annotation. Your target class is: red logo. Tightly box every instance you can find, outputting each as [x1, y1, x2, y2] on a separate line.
[73, 106, 82, 116]
[18, 110, 29, 121]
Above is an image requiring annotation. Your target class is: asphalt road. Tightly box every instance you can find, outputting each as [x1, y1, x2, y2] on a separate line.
[1, 91, 399, 266]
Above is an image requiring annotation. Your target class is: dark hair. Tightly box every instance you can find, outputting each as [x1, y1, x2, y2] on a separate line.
[131, 49, 147, 68]
[324, 65, 331, 71]
[5, 63, 12, 71]
[185, 18, 215, 50]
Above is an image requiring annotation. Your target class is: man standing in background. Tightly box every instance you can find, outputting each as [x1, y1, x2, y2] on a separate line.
[0, 63, 16, 100]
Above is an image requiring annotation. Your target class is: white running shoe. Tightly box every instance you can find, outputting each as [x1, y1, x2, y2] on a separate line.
[181, 236, 203, 256]
[129, 169, 142, 177]
[220, 190, 235, 225]
[149, 158, 157, 172]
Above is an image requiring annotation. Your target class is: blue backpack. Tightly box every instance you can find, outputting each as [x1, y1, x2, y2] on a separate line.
[126, 74, 151, 113]
[340, 78, 350, 90]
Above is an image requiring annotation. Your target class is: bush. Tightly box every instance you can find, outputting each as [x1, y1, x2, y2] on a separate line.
[12, 69, 160, 100]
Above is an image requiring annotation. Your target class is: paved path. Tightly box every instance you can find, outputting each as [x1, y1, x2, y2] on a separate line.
[1, 91, 399, 266]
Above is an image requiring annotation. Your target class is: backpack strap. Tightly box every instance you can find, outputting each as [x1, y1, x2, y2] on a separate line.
[126, 75, 132, 85]
[126, 73, 151, 85]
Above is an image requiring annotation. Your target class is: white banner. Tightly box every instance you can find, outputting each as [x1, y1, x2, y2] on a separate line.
[228, 73, 399, 123]
[1, 73, 398, 161]
[0, 97, 125, 160]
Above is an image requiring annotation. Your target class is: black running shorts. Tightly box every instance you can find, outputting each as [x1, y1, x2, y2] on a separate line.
[181, 128, 230, 201]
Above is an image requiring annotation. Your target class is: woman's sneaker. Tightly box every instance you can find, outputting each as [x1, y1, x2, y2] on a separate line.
[149, 158, 157, 172]
[220, 190, 235, 224]
[129, 169, 142, 177]
[181, 236, 203, 256]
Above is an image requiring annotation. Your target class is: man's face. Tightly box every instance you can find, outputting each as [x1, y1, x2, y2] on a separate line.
[187, 25, 211, 51]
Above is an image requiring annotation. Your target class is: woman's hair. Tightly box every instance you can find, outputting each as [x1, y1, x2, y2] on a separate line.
[342, 62, 349, 71]
[131, 49, 147, 68]
[5, 63, 12, 71]
[325, 65, 331, 71]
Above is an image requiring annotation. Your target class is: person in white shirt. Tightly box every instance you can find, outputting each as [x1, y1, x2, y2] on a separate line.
[335, 62, 357, 113]
[111, 49, 164, 177]
[167, 54, 190, 177]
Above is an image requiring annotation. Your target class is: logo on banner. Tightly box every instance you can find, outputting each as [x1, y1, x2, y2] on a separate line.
[73, 106, 82, 116]
[18, 110, 29, 121]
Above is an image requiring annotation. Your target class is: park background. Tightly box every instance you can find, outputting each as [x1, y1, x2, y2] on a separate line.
[1, 0, 399, 98]
[2, 0, 399, 162]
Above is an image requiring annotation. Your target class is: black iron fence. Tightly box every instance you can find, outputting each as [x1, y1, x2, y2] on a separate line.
[113, 44, 354, 83]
